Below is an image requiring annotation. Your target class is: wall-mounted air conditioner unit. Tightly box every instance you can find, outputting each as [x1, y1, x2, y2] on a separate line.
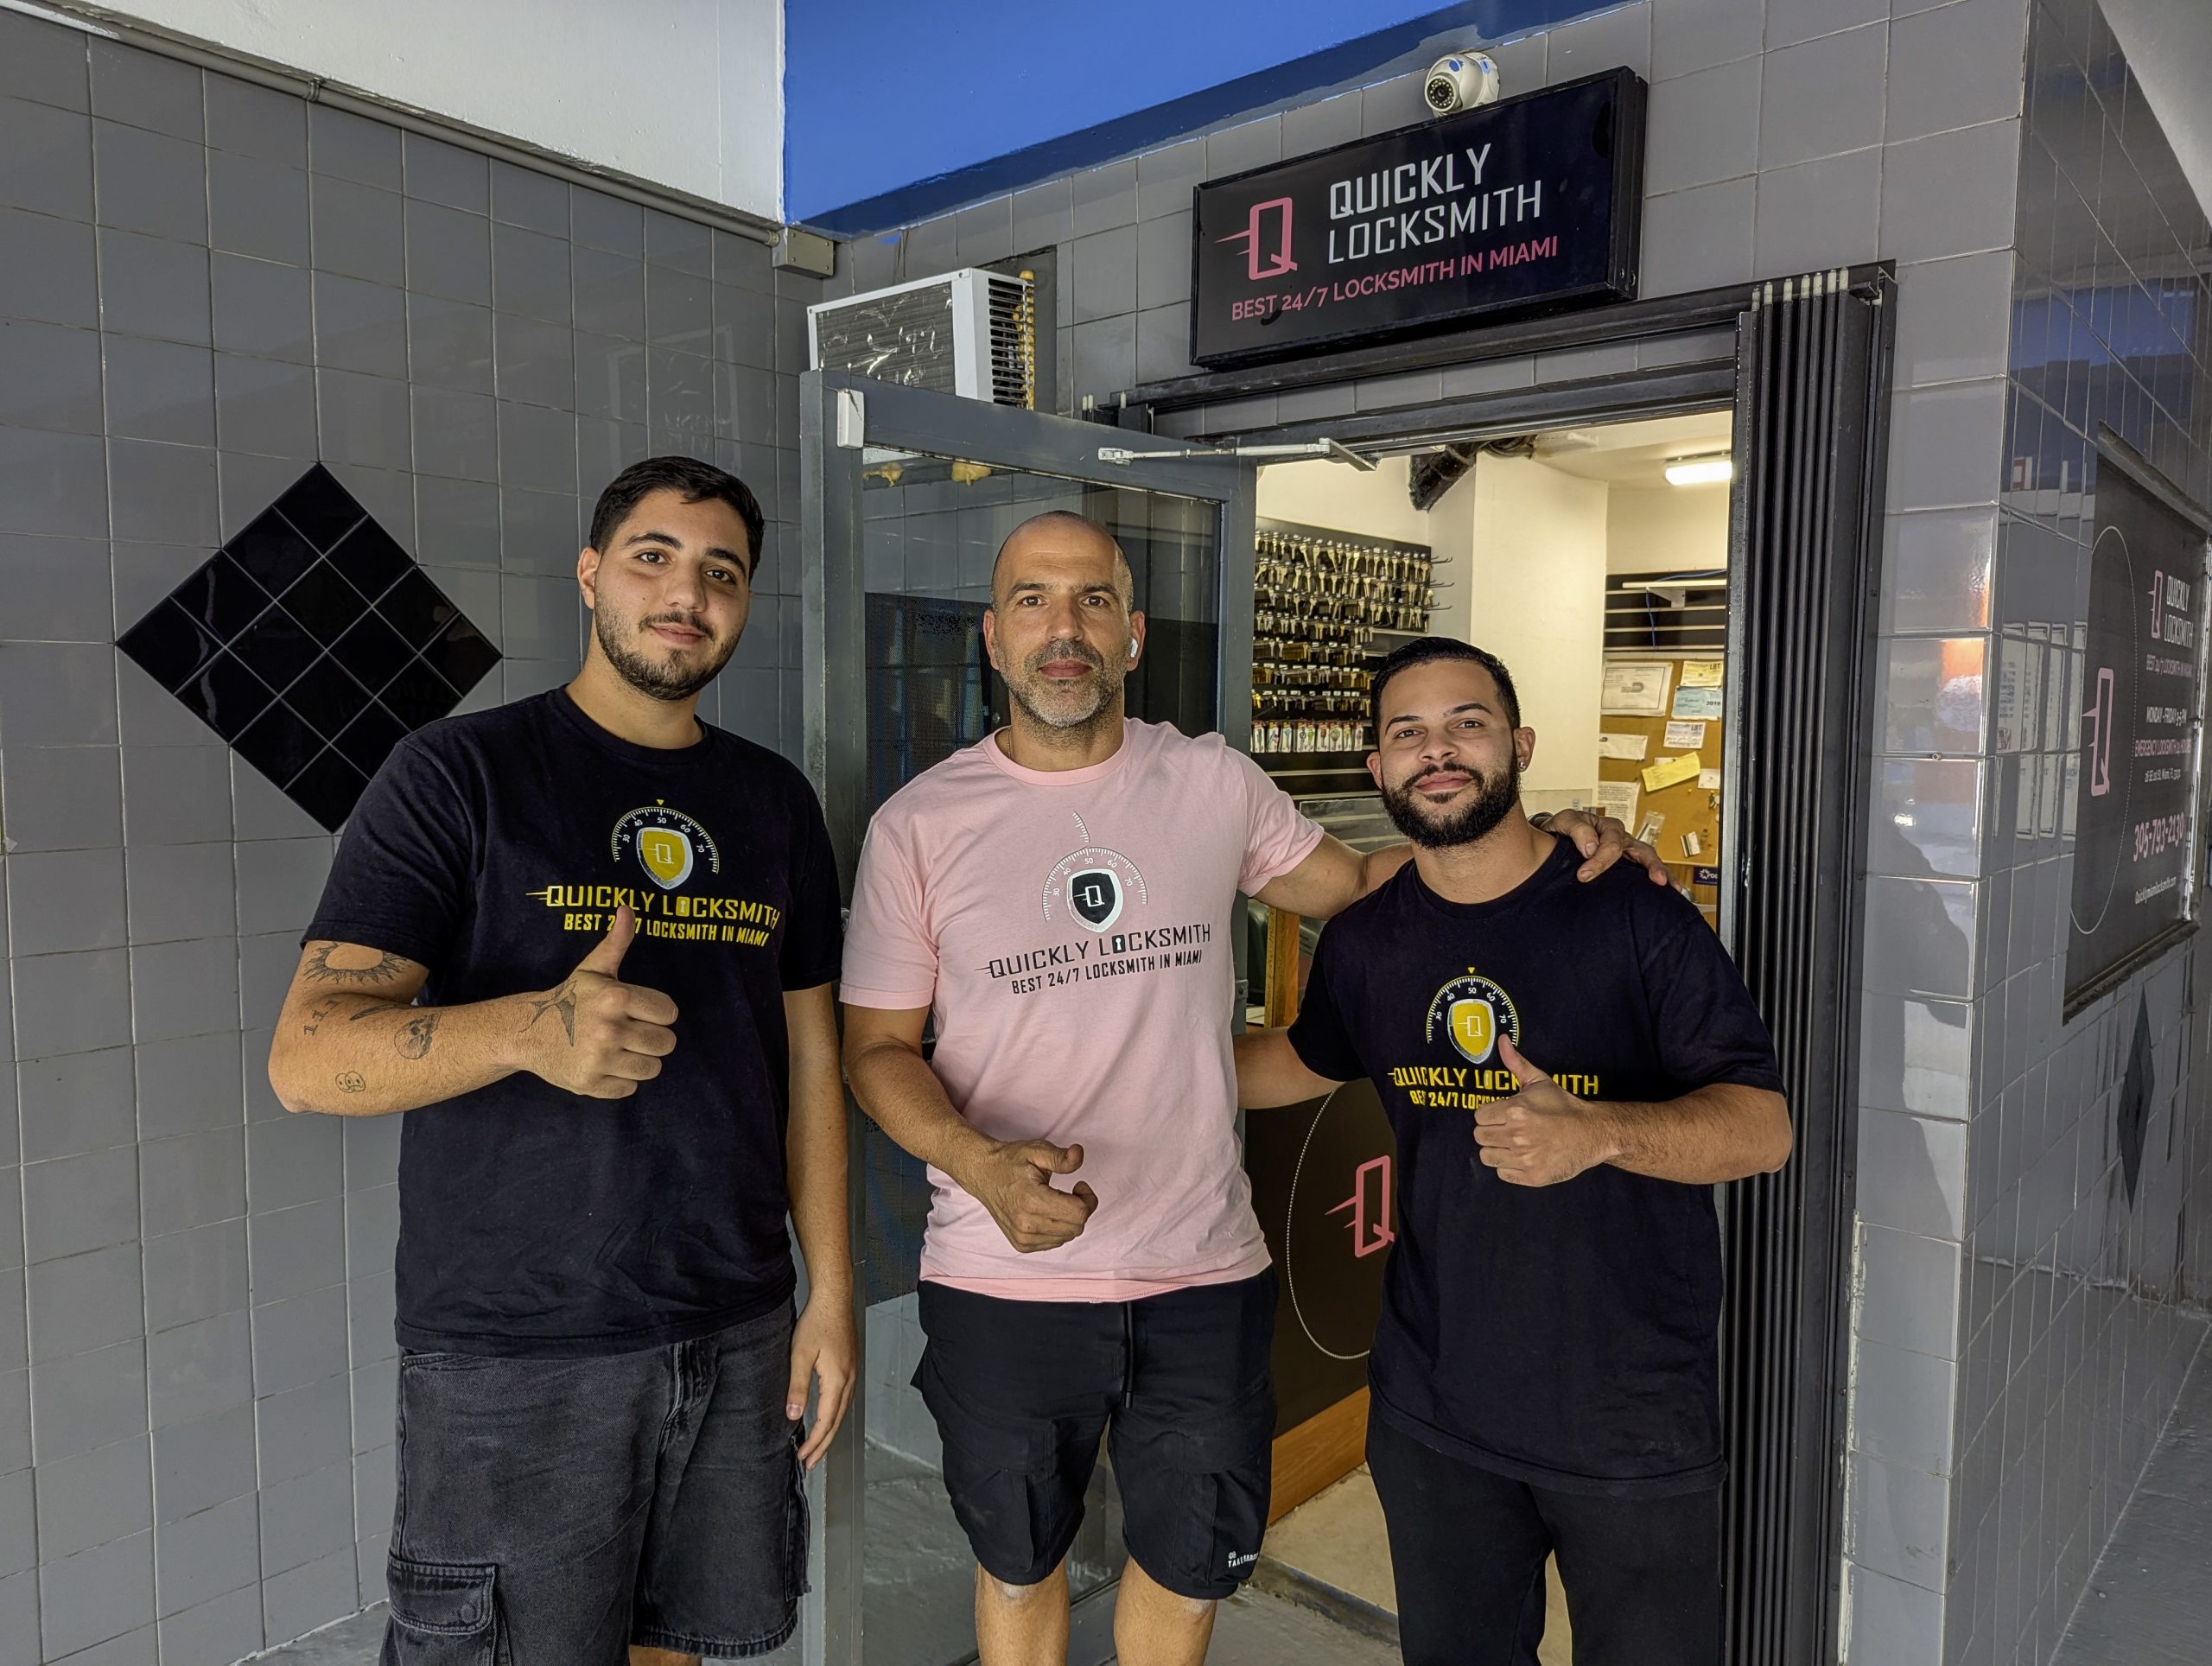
[807, 269, 1036, 410]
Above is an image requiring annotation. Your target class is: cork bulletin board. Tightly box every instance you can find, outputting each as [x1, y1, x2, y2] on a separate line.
[1597, 657, 1725, 907]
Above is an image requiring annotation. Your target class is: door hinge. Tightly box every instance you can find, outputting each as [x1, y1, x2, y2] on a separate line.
[836, 388, 866, 449]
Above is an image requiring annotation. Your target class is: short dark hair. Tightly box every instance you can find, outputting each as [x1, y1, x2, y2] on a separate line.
[1370, 637, 1522, 741]
[588, 456, 765, 575]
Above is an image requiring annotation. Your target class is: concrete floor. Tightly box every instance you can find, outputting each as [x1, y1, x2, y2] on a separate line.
[250, 1587, 1386, 1666]
[2053, 1340, 2212, 1666]
[250, 1442, 1385, 1666]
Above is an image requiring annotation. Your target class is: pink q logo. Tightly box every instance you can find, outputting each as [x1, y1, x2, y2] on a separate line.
[1328, 1155, 1395, 1258]
[1221, 196, 1298, 281]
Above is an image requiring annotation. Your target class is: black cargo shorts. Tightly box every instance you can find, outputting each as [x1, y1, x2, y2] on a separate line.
[914, 1272, 1276, 1602]
[379, 1301, 806, 1663]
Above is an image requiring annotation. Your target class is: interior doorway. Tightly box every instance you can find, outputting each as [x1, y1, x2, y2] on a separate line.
[1243, 411, 1738, 1663]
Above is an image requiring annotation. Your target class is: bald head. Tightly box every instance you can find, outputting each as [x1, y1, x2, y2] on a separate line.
[991, 511, 1134, 604]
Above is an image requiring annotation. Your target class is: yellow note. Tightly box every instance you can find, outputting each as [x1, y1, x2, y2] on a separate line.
[1641, 751, 1703, 792]
[1681, 659, 1724, 688]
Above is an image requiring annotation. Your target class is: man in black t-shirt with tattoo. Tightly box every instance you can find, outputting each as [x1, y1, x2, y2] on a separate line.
[1236, 638, 1790, 1666]
[268, 457, 852, 1666]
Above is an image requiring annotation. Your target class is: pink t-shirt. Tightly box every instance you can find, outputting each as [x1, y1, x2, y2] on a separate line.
[842, 720, 1325, 1301]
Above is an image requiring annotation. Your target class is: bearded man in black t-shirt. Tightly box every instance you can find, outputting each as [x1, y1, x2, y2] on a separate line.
[267, 457, 852, 1666]
[1236, 638, 1790, 1666]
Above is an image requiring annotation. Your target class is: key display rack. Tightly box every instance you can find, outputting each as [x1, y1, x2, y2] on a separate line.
[1250, 518, 1440, 789]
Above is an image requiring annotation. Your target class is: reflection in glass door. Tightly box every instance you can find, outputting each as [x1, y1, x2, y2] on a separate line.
[800, 372, 1257, 1666]
[855, 461, 1220, 1663]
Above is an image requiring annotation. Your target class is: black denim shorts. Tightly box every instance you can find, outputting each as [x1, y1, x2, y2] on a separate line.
[914, 1272, 1277, 1602]
[378, 1302, 805, 1664]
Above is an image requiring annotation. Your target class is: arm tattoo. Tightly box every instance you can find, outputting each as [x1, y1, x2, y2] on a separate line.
[336, 1071, 366, 1094]
[522, 978, 579, 1045]
[396, 1012, 440, 1059]
[302, 998, 340, 1036]
[302, 944, 412, 987]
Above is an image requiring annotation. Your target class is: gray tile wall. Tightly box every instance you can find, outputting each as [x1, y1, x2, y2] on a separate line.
[0, 10, 812, 1661]
[1932, 3, 2212, 1664]
[822, 4, 2056, 1663]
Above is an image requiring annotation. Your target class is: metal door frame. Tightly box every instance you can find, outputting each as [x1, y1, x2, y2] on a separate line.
[1102, 264, 1892, 1664]
[795, 368, 1262, 1664]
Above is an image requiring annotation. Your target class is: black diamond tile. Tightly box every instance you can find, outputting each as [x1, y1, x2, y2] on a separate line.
[330, 612, 413, 691]
[280, 559, 370, 642]
[335, 700, 410, 778]
[227, 508, 318, 595]
[168, 554, 274, 641]
[112, 461, 500, 832]
[285, 746, 372, 830]
[233, 699, 323, 785]
[228, 603, 321, 693]
[327, 517, 415, 604]
[377, 568, 459, 648]
[173, 651, 276, 741]
[284, 653, 372, 742]
[380, 656, 466, 728]
[275, 463, 365, 553]
[422, 617, 500, 696]
[118, 599, 220, 690]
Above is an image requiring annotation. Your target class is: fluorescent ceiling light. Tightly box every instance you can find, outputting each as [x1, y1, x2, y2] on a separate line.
[1665, 455, 1733, 486]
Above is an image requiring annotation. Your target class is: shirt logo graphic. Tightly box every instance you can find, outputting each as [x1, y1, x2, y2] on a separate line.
[611, 803, 721, 891]
[1426, 971, 1520, 1065]
[639, 828, 694, 888]
[1042, 811, 1147, 934]
[1069, 868, 1123, 931]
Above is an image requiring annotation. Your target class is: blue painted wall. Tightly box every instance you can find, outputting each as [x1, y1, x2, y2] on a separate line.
[784, 0, 1611, 234]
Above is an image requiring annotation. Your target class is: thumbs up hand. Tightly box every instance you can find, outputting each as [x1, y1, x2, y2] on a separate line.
[517, 906, 681, 1098]
[1472, 1035, 1614, 1187]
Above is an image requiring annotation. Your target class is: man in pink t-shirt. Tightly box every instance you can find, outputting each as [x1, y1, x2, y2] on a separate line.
[842, 512, 1658, 1666]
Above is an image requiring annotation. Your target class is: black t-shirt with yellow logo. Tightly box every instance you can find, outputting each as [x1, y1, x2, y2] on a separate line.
[1288, 836, 1783, 1496]
[307, 688, 842, 1357]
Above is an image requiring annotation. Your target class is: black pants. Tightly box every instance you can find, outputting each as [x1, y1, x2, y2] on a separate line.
[1367, 1414, 1721, 1666]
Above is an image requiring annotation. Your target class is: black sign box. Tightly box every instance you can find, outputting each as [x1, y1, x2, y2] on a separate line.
[1190, 68, 1644, 368]
[2063, 433, 2212, 1011]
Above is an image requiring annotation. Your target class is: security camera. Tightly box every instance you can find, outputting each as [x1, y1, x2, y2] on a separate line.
[1424, 52, 1500, 116]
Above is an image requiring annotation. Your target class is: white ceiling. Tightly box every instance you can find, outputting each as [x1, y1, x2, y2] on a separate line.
[1523, 412, 1735, 488]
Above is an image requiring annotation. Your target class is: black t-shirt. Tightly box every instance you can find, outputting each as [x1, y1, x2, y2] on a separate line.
[1288, 837, 1783, 1496]
[306, 688, 842, 1357]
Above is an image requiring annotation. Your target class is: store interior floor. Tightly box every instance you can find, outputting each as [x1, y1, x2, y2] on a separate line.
[1259, 1463, 1572, 1665]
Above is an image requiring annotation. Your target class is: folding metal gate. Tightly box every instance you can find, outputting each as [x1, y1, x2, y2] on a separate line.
[1719, 268, 1897, 1664]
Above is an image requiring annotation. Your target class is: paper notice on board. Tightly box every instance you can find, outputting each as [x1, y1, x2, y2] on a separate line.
[1641, 752, 1703, 792]
[1681, 660, 1724, 688]
[1671, 686, 1724, 720]
[1697, 768, 1722, 790]
[1601, 660, 1672, 715]
[1662, 720, 1707, 749]
[1597, 731, 1649, 760]
[1592, 780, 1640, 825]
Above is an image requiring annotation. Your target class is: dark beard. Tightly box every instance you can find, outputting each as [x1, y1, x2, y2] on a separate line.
[596, 608, 733, 702]
[1381, 756, 1520, 848]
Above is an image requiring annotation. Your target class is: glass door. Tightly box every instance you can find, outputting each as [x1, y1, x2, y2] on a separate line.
[796, 371, 1262, 1666]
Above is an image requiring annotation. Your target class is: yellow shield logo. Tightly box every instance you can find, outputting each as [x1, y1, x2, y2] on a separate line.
[638, 827, 695, 889]
[1449, 999, 1496, 1062]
